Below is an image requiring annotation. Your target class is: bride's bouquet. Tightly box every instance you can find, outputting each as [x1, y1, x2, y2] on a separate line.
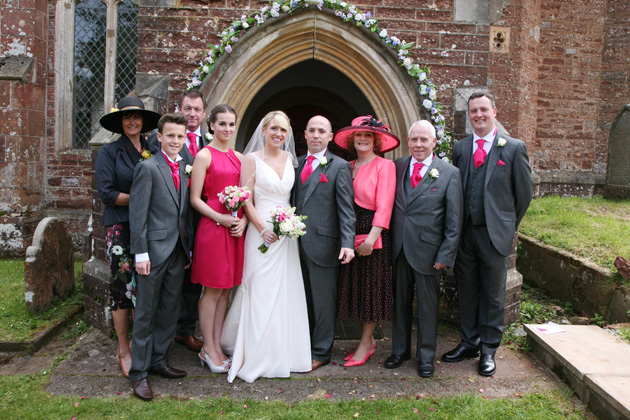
[258, 206, 307, 253]
[217, 186, 251, 217]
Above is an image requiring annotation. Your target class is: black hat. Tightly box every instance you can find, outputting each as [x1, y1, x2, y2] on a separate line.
[99, 96, 161, 134]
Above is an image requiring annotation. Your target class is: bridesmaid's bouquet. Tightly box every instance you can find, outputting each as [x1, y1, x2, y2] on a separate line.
[258, 206, 307, 253]
[217, 186, 251, 217]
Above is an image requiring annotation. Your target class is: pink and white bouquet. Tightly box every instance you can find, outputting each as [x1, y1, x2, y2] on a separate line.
[217, 185, 251, 217]
[258, 206, 307, 253]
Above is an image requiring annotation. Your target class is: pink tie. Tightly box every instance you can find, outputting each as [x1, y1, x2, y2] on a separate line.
[411, 162, 424, 188]
[165, 154, 180, 191]
[301, 155, 316, 183]
[473, 139, 486, 168]
[187, 133, 199, 158]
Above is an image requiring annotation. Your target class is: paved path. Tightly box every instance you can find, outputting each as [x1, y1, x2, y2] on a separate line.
[28, 323, 563, 402]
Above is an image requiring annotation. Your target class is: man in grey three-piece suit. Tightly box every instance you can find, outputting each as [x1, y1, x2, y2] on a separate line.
[148, 90, 209, 353]
[384, 120, 463, 378]
[129, 114, 193, 400]
[292, 115, 356, 371]
[442, 92, 533, 376]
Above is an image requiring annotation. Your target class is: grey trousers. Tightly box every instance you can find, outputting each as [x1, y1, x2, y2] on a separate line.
[391, 250, 440, 363]
[299, 243, 339, 363]
[129, 244, 185, 381]
[454, 224, 508, 355]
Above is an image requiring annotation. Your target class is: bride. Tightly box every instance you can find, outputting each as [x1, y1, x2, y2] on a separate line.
[221, 110, 312, 383]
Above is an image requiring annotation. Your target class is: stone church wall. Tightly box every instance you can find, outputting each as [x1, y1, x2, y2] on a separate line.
[1, 0, 628, 255]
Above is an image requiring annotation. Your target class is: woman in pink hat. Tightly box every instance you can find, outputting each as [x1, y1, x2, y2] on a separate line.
[334, 116, 399, 367]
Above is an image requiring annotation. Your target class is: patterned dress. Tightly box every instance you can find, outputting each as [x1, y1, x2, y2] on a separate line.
[337, 156, 396, 322]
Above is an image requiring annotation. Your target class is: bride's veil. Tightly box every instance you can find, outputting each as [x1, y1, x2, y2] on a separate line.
[242, 117, 298, 167]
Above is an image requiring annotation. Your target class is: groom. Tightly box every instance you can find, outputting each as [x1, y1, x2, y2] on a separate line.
[293, 115, 356, 371]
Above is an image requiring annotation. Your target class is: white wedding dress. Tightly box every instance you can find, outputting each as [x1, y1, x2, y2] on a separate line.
[221, 154, 312, 383]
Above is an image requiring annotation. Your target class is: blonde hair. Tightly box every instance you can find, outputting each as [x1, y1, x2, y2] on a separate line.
[262, 110, 290, 132]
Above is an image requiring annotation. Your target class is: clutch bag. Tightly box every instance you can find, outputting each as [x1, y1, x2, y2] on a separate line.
[354, 234, 382, 250]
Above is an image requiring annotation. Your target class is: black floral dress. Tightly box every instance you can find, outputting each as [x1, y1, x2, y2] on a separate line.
[95, 135, 151, 310]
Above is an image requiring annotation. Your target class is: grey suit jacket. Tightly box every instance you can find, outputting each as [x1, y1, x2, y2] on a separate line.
[147, 129, 208, 165]
[129, 152, 193, 267]
[292, 152, 356, 267]
[391, 155, 463, 275]
[453, 132, 533, 256]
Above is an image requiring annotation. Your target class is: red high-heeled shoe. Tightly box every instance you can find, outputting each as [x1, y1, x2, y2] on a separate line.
[344, 350, 372, 367]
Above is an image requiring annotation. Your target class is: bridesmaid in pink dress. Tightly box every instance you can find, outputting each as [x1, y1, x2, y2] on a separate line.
[190, 105, 247, 373]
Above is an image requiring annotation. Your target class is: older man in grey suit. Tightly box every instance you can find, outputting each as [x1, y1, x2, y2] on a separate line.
[293, 115, 356, 371]
[442, 92, 533, 376]
[384, 120, 463, 377]
[129, 114, 193, 400]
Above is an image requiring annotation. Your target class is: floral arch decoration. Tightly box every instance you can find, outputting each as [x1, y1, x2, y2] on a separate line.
[188, 0, 451, 158]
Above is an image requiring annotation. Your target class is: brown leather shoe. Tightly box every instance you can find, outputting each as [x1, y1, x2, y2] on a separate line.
[131, 378, 153, 401]
[150, 365, 187, 379]
[311, 359, 329, 371]
[174, 335, 203, 352]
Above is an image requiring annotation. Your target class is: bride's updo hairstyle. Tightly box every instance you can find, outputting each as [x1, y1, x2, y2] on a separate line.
[206, 104, 237, 133]
[261, 110, 290, 133]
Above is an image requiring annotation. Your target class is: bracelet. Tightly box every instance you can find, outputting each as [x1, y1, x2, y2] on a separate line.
[260, 228, 269, 237]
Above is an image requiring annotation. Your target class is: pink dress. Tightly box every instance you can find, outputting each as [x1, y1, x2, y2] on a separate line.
[191, 147, 244, 288]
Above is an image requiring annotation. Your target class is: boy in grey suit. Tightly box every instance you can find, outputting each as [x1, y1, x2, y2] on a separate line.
[129, 113, 192, 400]
[385, 120, 463, 377]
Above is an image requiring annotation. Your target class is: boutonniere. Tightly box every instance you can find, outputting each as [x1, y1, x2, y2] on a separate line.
[497, 138, 507, 147]
[140, 148, 153, 161]
[429, 168, 439, 179]
[185, 164, 193, 176]
[205, 132, 213, 142]
[319, 156, 329, 169]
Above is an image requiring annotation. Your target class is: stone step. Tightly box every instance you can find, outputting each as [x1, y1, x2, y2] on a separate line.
[524, 324, 630, 420]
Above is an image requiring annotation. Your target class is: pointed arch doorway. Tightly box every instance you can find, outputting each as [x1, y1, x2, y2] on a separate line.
[199, 8, 424, 159]
[236, 59, 374, 159]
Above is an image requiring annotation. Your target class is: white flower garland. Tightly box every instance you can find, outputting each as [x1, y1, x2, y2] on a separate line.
[187, 0, 452, 155]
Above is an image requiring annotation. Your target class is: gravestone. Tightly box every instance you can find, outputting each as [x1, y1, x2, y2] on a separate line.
[24, 217, 75, 313]
[604, 105, 630, 199]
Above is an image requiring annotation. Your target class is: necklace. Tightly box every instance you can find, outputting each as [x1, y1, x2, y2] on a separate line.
[262, 150, 280, 166]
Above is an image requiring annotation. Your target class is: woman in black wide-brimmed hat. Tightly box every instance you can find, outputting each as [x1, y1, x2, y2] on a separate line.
[94, 96, 161, 379]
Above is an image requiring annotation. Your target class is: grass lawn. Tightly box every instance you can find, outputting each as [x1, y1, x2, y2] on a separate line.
[520, 196, 630, 271]
[0, 373, 588, 420]
[0, 259, 83, 343]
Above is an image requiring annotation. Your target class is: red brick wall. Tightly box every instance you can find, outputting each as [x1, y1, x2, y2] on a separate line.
[535, 0, 606, 180]
[2, 0, 628, 255]
[136, 0, 489, 130]
[0, 0, 48, 254]
[488, 0, 541, 144]
[600, 0, 630, 133]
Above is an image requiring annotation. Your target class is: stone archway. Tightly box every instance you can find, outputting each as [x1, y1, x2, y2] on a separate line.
[200, 8, 424, 159]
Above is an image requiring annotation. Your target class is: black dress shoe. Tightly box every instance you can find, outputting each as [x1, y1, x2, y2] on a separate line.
[418, 362, 434, 378]
[441, 343, 480, 362]
[478, 353, 496, 376]
[150, 365, 187, 378]
[384, 354, 411, 369]
[131, 378, 153, 401]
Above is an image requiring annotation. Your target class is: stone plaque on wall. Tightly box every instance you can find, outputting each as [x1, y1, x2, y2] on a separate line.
[604, 105, 630, 199]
